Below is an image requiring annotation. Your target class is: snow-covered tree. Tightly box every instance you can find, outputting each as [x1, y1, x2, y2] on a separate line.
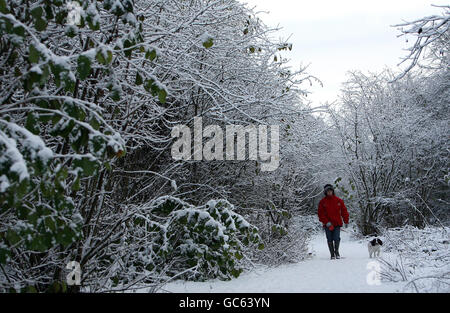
[0, 0, 174, 291]
[0, 0, 317, 292]
[328, 69, 449, 234]
[393, 5, 449, 80]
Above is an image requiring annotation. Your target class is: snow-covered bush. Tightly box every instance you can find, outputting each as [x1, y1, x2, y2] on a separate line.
[248, 209, 313, 266]
[379, 226, 450, 292]
[103, 197, 262, 288]
[250, 226, 310, 267]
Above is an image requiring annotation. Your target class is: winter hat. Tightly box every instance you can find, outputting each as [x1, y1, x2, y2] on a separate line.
[323, 184, 334, 196]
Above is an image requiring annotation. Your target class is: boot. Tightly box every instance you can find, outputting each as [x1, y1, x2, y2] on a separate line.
[334, 239, 340, 259]
[327, 241, 335, 260]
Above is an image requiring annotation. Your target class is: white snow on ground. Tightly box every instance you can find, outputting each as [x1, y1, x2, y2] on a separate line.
[159, 230, 404, 293]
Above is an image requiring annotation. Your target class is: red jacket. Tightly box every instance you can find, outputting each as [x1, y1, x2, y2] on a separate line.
[318, 195, 349, 227]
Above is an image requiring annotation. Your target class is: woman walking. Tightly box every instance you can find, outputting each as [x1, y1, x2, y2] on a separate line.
[318, 184, 350, 259]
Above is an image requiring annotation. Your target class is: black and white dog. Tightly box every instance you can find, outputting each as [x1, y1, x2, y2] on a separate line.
[368, 238, 383, 258]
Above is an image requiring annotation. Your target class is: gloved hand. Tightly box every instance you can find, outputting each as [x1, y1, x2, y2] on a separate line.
[326, 222, 334, 231]
[345, 223, 349, 228]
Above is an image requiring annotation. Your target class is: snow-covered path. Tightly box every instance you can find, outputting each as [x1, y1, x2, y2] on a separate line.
[161, 230, 404, 293]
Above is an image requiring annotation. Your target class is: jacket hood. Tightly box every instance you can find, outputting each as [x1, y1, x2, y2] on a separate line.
[323, 184, 335, 196]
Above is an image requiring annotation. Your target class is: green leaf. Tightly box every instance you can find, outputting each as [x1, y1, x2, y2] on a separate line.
[158, 89, 167, 104]
[106, 50, 113, 64]
[231, 268, 242, 278]
[25, 112, 39, 135]
[145, 49, 157, 61]
[73, 157, 97, 176]
[6, 230, 20, 245]
[57, 226, 76, 246]
[30, 236, 47, 252]
[59, 119, 76, 138]
[87, 17, 100, 31]
[72, 176, 80, 191]
[44, 217, 56, 232]
[0, 0, 9, 14]
[150, 83, 159, 97]
[62, 71, 76, 93]
[123, 39, 133, 58]
[257, 243, 265, 250]
[77, 55, 91, 80]
[56, 166, 68, 180]
[64, 101, 80, 119]
[12, 25, 25, 38]
[135, 72, 143, 85]
[30, 6, 43, 19]
[91, 135, 105, 154]
[202, 37, 214, 49]
[110, 89, 120, 102]
[89, 117, 100, 130]
[44, 4, 54, 20]
[26, 70, 42, 90]
[96, 49, 113, 65]
[65, 25, 77, 38]
[35, 17, 48, 31]
[29, 45, 40, 64]
[0, 247, 10, 264]
[144, 79, 154, 92]
[96, 50, 106, 64]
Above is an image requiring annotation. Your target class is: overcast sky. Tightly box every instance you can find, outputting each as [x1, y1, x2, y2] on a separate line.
[241, 0, 448, 106]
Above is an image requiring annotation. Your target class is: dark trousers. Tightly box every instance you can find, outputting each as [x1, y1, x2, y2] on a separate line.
[324, 226, 341, 242]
